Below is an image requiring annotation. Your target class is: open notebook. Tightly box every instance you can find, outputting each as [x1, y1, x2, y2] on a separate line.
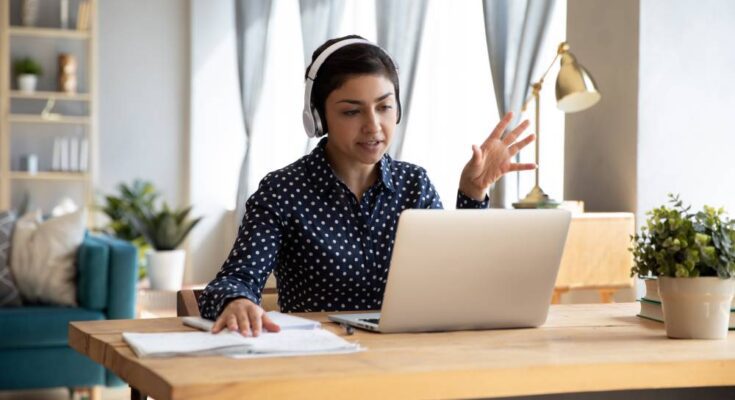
[123, 312, 361, 358]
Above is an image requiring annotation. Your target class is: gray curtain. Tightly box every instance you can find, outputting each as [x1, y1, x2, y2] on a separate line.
[299, 0, 346, 154]
[375, 0, 429, 160]
[235, 0, 273, 224]
[483, 0, 556, 207]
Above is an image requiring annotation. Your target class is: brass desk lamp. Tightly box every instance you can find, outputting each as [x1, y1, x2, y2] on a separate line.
[513, 42, 601, 209]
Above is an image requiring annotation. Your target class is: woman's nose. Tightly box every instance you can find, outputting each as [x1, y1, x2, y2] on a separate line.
[362, 110, 381, 133]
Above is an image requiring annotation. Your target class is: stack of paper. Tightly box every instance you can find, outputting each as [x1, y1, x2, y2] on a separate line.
[123, 313, 360, 358]
[182, 312, 321, 332]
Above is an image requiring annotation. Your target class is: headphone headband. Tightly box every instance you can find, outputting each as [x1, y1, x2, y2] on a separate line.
[302, 38, 400, 138]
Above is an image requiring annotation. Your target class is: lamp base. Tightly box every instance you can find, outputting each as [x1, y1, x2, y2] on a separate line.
[512, 185, 560, 209]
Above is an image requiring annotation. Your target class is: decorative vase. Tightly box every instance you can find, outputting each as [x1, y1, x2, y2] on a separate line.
[58, 53, 77, 93]
[21, 0, 39, 26]
[658, 276, 735, 339]
[147, 249, 186, 291]
[18, 74, 38, 93]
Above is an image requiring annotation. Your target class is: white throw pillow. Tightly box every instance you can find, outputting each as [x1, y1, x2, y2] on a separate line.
[11, 209, 86, 306]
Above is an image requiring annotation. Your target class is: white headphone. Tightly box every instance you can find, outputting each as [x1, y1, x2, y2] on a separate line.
[302, 38, 400, 138]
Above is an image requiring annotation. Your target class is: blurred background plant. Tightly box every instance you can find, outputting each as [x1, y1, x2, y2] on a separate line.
[130, 203, 202, 251]
[97, 180, 158, 280]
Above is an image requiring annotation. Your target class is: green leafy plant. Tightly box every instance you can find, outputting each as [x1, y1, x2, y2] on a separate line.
[14, 57, 43, 76]
[631, 194, 735, 278]
[131, 203, 202, 251]
[97, 180, 159, 280]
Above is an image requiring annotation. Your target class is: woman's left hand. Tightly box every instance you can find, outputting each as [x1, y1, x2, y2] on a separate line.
[459, 112, 537, 201]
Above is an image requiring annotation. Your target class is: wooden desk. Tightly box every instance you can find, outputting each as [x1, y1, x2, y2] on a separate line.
[69, 303, 735, 400]
[554, 212, 636, 303]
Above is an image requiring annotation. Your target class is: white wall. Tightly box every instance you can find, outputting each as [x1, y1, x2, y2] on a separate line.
[565, 0, 639, 213]
[564, 0, 640, 304]
[98, 0, 189, 206]
[638, 0, 735, 220]
[566, 0, 735, 220]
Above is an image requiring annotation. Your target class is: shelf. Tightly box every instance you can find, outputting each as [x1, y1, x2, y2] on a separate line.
[10, 171, 89, 181]
[9, 26, 90, 40]
[9, 90, 90, 101]
[9, 114, 90, 125]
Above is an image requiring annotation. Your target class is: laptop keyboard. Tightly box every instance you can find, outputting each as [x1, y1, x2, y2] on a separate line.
[360, 318, 380, 325]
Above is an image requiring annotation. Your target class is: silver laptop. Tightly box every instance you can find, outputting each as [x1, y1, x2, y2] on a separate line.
[328, 209, 571, 333]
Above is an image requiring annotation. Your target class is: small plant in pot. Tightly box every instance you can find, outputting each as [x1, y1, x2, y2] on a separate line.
[631, 194, 735, 339]
[14, 57, 42, 93]
[130, 203, 202, 291]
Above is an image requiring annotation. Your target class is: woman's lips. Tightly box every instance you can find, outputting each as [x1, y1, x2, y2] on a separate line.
[357, 140, 383, 152]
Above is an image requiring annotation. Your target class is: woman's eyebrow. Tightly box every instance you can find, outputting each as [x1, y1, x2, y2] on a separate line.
[336, 93, 393, 105]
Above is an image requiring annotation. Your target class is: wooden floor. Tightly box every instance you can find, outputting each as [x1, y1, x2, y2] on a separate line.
[0, 387, 129, 400]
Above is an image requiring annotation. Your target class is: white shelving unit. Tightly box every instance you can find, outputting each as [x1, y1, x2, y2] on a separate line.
[0, 0, 97, 219]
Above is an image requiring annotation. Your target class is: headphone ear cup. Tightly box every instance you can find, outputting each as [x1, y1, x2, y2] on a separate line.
[313, 108, 325, 137]
[303, 108, 316, 138]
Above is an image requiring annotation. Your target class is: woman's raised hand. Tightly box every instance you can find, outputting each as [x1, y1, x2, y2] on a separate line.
[459, 112, 537, 201]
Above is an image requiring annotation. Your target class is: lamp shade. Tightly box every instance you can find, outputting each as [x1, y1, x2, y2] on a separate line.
[555, 52, 600, 112]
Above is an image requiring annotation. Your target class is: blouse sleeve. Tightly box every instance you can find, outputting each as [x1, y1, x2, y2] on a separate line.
[198, 175, 283, 320]
[456, 190, 490, 209]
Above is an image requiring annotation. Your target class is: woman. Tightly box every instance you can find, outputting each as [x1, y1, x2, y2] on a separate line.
[199, 35, 536, 336]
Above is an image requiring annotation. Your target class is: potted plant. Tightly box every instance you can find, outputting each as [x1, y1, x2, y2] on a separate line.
[131, 203, 202, 291]
[631, 194, 735, 339]
[97, 180, 158, 280]
[14, 57, 43, 93]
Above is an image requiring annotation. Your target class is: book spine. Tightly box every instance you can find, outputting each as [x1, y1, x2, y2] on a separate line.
[79, 138, 89, 172]
[59, 137, 69, 171]
[52, 138, 61, 171]
[69, 137, 79, 172]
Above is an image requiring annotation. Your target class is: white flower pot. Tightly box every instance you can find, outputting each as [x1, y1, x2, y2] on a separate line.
[147, 249, 186, 291]
[18, 74, 38, 93]
[658, 276, 735, 339]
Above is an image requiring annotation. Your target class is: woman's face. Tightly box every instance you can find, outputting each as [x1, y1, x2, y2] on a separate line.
[323, 74, 398, 168]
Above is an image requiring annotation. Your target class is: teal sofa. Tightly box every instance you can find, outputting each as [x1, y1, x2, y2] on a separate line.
[0, 234, 138, 390]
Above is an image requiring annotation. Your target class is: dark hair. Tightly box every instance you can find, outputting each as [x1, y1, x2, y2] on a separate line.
[305, 35, 401, 133]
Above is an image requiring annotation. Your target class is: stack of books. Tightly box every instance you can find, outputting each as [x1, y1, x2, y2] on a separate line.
[637, 278, 735, 329]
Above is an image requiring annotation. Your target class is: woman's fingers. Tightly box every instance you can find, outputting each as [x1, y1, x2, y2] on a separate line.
[485, 112, 514, 145]
[227, 314, 240, 333]
[262, 313, 281, 333]
[212, 315, 227, 333]
[249, 307, 263, 337]
[508, 134, 536, 157]
[470, 145, 483, 167]
[236, 312, 251, 336]
[508, 163, 537, 172]
[502, 120, 530, 145]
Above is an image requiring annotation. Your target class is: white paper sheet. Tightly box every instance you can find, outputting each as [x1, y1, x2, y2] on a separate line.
[123, 327, 359, 358]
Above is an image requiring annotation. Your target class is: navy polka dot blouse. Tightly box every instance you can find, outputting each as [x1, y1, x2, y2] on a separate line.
[198, 138, 489, 318]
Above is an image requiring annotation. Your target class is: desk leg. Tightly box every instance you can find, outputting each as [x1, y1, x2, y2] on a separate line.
[551, 288, 568, 304]
[599, 288, 617, 303]
[131, 386, 147, 400]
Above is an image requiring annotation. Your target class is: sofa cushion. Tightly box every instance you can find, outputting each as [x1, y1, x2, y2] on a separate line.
[11, 209, 86, 306]
[92, 235, 138, 320]
[77, 235, 110, 310]
[0, 306, 104, 349]
[0, 210, 22, 306]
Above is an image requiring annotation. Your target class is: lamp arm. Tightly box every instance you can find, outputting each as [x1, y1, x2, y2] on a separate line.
[522, 42, 568, 111]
